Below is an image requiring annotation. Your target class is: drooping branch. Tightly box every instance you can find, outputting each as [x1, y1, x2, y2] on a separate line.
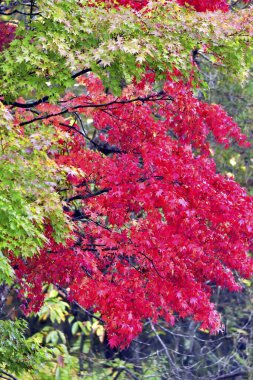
[66, 188, 111, 202]
[0, 9, 40, 15]
[0, 370, 19, 380]
[2, 68, 93, 109]
[18, 93, 173, 126]
[8, 96, 50, 109]
[59, 122, 123, 154]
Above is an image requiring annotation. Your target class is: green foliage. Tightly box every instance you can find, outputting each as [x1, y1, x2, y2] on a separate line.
[37, 287, 70, 325]
[0, 319, 49, 374]
[0, 0, 252, 100]
[0, 252, 14, 285]
[0, 104, 69, 283]
[15, 288, 134, 380]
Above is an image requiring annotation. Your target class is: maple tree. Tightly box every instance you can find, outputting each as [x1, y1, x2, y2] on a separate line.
[0, 0, 253, 353]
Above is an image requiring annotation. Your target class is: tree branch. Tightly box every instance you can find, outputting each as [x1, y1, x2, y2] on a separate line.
[0, 370, 19, 380]
[0, 9, 40, 15]
[3, 68, 92, 109]
[150, 321, 180, 375]
[66, 188, 110, 202]
[19, 93, 173, 126]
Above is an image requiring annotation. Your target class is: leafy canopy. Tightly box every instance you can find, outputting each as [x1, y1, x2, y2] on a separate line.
[0, 0, 252, 100]
[0, 0, 253, 350]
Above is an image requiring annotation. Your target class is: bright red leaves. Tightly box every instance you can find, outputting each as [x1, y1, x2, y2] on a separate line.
[100, 0, 250, 12]
[101, 0, 230, 11]
[11, 71, 253, 348]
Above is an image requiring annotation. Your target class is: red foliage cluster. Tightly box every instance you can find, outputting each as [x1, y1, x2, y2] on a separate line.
[99, 0, 250, 12]
[0, 23, 16, 52]
[12, 72, 253, 348]
[177, 0, 229, 12]
[100, 0, 230, 11]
